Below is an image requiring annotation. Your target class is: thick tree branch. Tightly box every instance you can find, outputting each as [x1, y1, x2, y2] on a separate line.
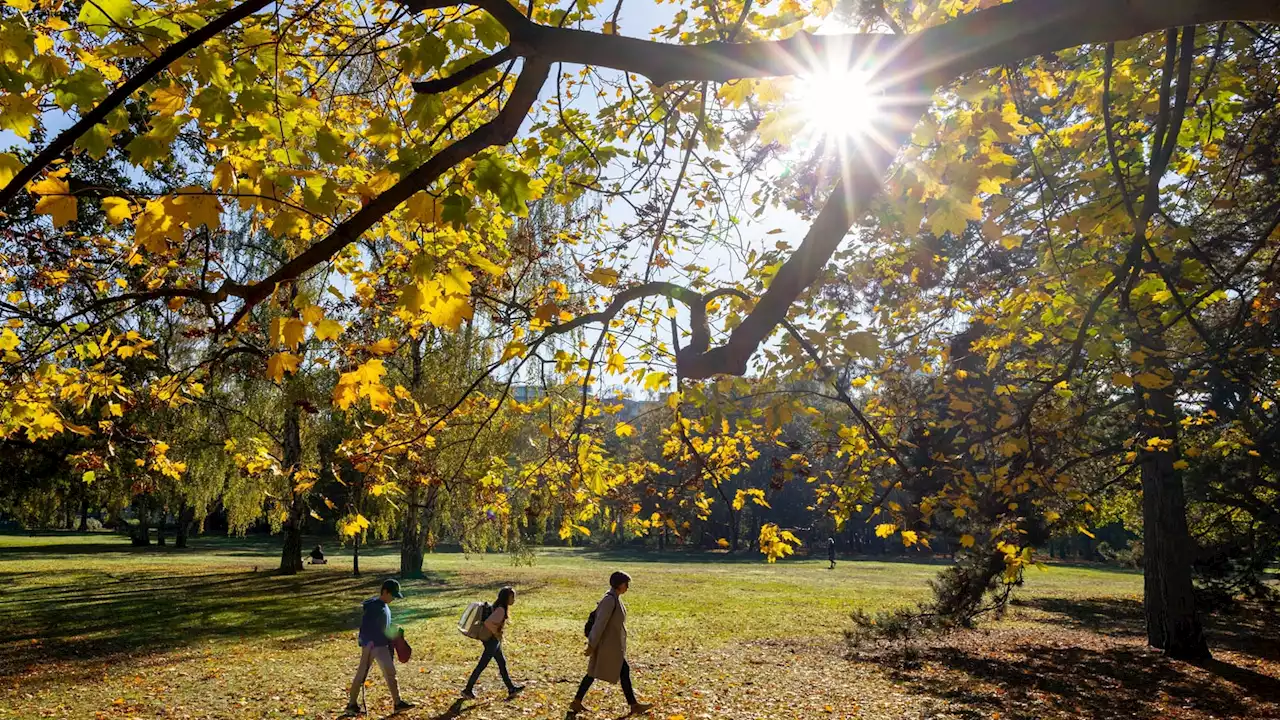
[0, 0, 275, 211]
[413, 46, 518, 94]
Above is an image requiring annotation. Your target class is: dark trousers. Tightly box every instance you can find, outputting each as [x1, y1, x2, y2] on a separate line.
[574, 660, 636, 705]
[465, 637, 514, 691]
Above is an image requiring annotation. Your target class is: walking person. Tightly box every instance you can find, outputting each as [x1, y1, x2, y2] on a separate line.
[344, 579, 414, 717]
[569, 571, 652, 716]
[827, 537, 836, 570]
[461, 586, 525, 700]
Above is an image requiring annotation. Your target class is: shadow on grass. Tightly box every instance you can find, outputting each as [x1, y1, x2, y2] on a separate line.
[881, 596, 1280, 718]
[887, 641, 1273, 720]
[0, 566, 491, 683]
[1016, 595, 1280, 662]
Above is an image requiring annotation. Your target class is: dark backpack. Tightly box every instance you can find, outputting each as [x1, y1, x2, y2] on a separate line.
[583, 594, 615, 637]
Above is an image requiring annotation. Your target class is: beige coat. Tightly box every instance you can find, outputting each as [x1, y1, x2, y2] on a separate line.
[586, 590, 627, 683]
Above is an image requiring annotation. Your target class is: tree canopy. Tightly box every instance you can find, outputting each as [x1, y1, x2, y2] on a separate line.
[3, 0, 1280, 660]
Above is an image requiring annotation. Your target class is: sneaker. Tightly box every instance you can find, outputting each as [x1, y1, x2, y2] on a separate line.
[507, 684, 525, 698]
[460, 688, 477, 700]
[393, 700, 416, 712]
[342, 705, 363, 717]
[629, 702, 654, 715]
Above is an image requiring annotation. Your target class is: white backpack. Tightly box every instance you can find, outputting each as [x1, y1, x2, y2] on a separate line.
[457, 601, 491, 640]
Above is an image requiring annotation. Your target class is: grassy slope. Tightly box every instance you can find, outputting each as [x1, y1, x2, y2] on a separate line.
[0, 533, 1273, 720]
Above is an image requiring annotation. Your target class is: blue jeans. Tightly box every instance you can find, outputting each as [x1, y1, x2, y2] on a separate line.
[465, 637, 514, 691]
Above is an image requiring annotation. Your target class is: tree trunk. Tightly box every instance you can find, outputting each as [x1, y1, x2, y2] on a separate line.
[400, 485, 436, 578]
[1136, 339, 1210, 660]
[131, 497, 151, 546]
[78, 486, 89, 532]
[155, 508, 166, 546]
[353, 534, 361, 576]
[175, 504, 196, 548]
[279, 402, 306, 575]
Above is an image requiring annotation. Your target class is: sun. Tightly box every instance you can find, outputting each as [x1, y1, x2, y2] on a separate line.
[794, 69, 884, 141]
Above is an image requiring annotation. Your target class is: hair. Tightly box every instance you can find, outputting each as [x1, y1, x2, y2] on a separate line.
[608, 571, 631, 589]
[494, 586, 515, 609]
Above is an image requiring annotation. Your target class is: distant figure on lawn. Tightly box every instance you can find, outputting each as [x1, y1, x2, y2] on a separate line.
[570, 571, 653, 716]
[828, 537, 836, 570]
[344, 579, 414, 717]
[461, 586, 525, 700]
[309, 544, 327, 564]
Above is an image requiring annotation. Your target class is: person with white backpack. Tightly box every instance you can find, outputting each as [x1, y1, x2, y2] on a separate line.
[460, 586, 525, 700]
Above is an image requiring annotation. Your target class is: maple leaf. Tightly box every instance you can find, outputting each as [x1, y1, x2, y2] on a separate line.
[101, 197, 131, 225]
[314, 319, 343, 341]
[928, 196, 982, 237]
[281, 318, 305, 350]
[615, 422, 635, 438]
[32, 171, 77, 228]
[266, 352, 300, 383]
[959, 534, 976, 548]
[366, 339, 397, 356]
[588, 267, 620, 286]
[148, 84, 186, 116]
[606, 352, 626, 374]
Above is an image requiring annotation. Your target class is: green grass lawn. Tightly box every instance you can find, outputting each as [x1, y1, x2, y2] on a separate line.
[0, 533, 1273, 720]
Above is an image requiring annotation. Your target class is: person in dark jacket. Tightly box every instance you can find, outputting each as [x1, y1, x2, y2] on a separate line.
[309, 545, 327, 564]
[343, 579, 414, 717]
[827, 537, 836, 570]
[569, 571, 652, 715]
[461, 586, 525, 700]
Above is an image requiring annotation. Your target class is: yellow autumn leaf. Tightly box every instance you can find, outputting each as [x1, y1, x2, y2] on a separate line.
[314, 319, 343, 341]
[606, 352, 626, 374]
[588, 267, 620, 286]
[266, 352, 300, 382]
[874, 523, 896, 538]
[102, 197, 131, 225]
[32, 171, 77, 228]
[928, 196, 982, 237]
[901, 530, 919, 546]
[959, 534, 975, 548]
[0, 153, 22, 187]
[366, 338, 397, 356]
[281, 318, 305, 349]
[148, 84, 186, 116]
[615, 422, 635, 438]
[0, 328, 19, 351]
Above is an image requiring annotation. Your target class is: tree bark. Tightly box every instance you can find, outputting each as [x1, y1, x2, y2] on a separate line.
[175, 503, 196, 548]
[131, 497, 151, 546]
[78, 486, 89, 532]
[279, 402, 306, 575]
[1136, 335, 1210, 660]
[400, 485, 437, 578]
[353, 534, 361, 576]
[155, 508, 167, 546]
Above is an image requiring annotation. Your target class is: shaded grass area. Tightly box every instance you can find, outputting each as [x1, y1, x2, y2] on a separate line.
[1, 532, 1276, 720]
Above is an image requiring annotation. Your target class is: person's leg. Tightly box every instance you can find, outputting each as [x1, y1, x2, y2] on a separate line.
[492, 641, 515, 689]
[619, 661, 637, 706]
[347, 645, 374, 707]
[372, 645, 400, 704]
[465, 639, 497, 691]
[573, 675, 594, 703]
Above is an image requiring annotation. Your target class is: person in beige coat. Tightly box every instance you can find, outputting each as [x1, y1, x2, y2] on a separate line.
[569, 571, 653, 715]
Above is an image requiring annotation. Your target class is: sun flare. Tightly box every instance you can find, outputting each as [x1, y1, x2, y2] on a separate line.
[794, 69, 884, 141]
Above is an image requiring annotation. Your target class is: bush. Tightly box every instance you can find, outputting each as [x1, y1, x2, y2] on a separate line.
[85, 517, 103, 532]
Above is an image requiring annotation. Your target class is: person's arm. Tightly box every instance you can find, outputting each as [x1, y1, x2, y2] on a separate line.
[586, 594, 615, 651]
[382, 604, 399, 641]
